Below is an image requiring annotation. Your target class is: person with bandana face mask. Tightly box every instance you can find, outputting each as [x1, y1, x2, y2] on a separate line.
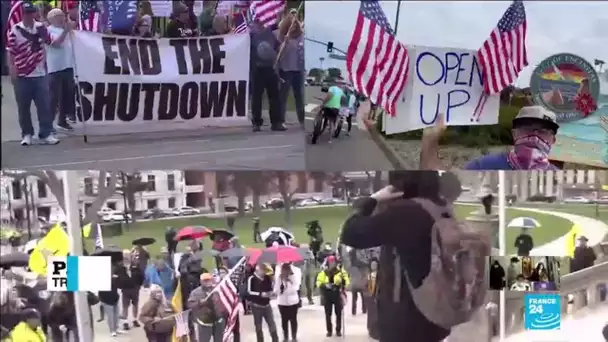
[420, 105, 560, 170]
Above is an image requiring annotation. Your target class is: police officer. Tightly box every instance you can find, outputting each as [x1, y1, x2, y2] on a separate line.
[316, 256, 349, 337]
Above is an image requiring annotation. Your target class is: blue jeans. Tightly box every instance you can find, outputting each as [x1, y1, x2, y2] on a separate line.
[279, 70, 305, 124]
[15, 75, 53, 139]
[102, 303, 119, 333]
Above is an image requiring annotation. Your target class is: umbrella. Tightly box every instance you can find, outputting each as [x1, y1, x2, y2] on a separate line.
[0, 252, 29, 269]
[209, 229, 235, 241]
[507, 217, 541, 229]
[175, 226, 211, 241]
[132, 237, 156, 246]
[220, 247, 260, 259]
[260, 227, 294, 242]
[251, 246, 308, 265]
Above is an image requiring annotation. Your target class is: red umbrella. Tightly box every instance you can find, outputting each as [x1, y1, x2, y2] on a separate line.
[246, 248, 263, 265]
[251, 246, 307, 265]
[175, 226, 211, 241]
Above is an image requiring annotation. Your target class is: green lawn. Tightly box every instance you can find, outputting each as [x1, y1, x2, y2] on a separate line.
[512, 203, 608, 223]
[88, 205, 478, 268]
[504, 209, 573, 255]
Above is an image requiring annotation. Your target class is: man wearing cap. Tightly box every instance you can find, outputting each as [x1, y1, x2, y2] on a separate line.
[6, 1, 58, 146]
[571, 236, 597, 272]
[188, 273, 227, 342]
[421, 105, 561, 170]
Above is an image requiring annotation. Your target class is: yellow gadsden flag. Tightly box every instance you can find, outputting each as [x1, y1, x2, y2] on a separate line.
[565, 224, 582, 258]
[28, 223, 70, 275]
[172, 278, 190, 342]
[81, 223, 92, 238]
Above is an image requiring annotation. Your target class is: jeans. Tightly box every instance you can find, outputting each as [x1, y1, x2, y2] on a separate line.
[15, 75, 53, 138]
[49, 68, 76, 125]
[251, 66, 281, 126]
[102, 303, 119, 333]
[278, 304, 299, 340]
[278, 70, 305, 124]
[196, 319, 225, 342]
[251, 304, 279, 342]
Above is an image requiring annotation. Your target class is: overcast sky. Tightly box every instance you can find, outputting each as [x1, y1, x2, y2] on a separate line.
[304, 1, 608, 87]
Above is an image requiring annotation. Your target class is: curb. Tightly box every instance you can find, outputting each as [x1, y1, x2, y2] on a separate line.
[362, 118, 409, 169]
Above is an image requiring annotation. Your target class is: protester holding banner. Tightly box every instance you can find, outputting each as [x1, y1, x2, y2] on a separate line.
[134, 14, 155, 38]
[276, 14, 306, 127]
[165, 3, 199, 38]
[6, 1, 59, 146]
[45, 8, 77, 132]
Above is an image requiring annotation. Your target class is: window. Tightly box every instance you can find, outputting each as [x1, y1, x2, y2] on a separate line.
[107, 202, 117, 210]
[11, 181, 22, 200]
[147, 199, 158, 209]
[147, 175, 156, 191]
[167, 174, 175, 191]
[37, 180, 47, 198]
[168, 197, 176, 208]
[84, 203, 92, 213]
[84, 177, 94, 196]
[106, 177, 111, 187]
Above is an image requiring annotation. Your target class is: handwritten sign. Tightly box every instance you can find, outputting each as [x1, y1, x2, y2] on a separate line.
[383, 45, 500, 135]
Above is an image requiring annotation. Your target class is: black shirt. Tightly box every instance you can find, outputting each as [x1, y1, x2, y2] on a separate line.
[571, 246, 596, 272]
[341, 196, 450, 342]
[165, 20, 198, 38]
[514, 234, 534, 256]
[246, 274, 272, 306]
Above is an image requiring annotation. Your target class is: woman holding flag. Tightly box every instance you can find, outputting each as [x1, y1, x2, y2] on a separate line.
[139, 284, 176, 342]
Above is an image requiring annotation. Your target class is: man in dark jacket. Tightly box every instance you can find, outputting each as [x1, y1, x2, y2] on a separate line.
[571, 236, 596, 272]
[340, 171, 456, 342]
[165, 227, 177, 255]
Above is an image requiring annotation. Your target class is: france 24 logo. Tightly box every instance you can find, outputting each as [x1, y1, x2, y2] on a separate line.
[524, 293, 561, 330]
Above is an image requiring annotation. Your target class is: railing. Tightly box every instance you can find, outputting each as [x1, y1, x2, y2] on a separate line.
[504, 261, 608, 334]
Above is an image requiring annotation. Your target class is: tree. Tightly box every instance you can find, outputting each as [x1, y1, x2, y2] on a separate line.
[224, 172, 251, 217]
[115, 172, 150, 222]
[307, 68, 324, 81]
[274, 171, 304, 228]
[1, 170, 118, 225]
[327, 67, 342, 79]
[310, 172, 328, 193]
[248, 172, 273, 216]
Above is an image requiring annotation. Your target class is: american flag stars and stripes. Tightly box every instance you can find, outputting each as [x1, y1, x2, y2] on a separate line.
[218, 276, 241, 342]
[94, 224, 104, 249]
[346, 0, 409, 117]
[79, 0, 103, 32]
[232, 11, 249, 34]
[174, 310, 191, 337]
[477, 0, 528, 95]
[250, 0, 286, 28]
[5, 0, 23, 43]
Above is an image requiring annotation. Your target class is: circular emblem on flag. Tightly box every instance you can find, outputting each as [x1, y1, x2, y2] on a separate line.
[530, 53, 600, 122]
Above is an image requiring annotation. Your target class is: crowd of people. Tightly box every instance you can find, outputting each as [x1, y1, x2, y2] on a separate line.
[5, 0, 305, 148]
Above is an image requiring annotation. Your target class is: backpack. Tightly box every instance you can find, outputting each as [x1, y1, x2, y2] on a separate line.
[398, 198, 490, 329]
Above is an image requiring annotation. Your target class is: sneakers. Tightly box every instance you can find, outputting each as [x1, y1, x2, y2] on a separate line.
[252, 125, 261, 132]
[39, 135, 60, 145]
[132, 320, 140, 328]
[110, 332, 117, 337]
[116, 329, 126, 334]
[20, 135, 32, 146]
[67, 117, 77, 125]
[55, 122, 74, 132]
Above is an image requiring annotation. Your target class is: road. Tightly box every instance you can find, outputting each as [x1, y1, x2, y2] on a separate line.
[304, 86, 395, 171]
[1, 77, 305, 170]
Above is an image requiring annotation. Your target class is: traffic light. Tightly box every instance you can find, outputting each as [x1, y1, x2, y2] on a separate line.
[327, 41, 334, 53]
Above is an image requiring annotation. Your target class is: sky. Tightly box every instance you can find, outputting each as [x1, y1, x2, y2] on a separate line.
[304, 1, 608, 87]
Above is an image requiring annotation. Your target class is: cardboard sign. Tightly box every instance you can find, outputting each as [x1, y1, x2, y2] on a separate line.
[383, 45, 500, 135]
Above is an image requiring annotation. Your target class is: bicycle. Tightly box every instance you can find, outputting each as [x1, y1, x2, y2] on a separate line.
[311, 107, 344, 144]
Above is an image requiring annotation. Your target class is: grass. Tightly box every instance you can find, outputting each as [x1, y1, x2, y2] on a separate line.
[88, 205, 478, 269]
[512, 203, 608, 223]
[504, 209, 573, 255]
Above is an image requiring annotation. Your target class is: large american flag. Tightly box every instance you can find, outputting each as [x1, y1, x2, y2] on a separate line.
[346, 1, 409, 117]
[250, 0, 286, 28]
[5, 0, 23, 43]
[477, 0, 528, 95]
[79, 0, 103, 32]
[219, 257, 246, 342]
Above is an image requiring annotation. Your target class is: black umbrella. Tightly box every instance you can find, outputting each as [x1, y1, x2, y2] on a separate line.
[92, 246, 123, 261]
[0, 252, 29, 269]
[209, 229, 235, 241]
[132, 237, 156, 246]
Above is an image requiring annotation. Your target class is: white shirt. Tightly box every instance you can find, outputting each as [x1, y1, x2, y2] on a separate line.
[46, 25, 74, 73]
[510, 281, 531, 291]
[274, 264, 301, 306]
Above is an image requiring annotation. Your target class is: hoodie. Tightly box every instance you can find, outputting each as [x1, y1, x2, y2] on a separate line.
[340, 171, 451, 342]
[144, 265, 174, 300]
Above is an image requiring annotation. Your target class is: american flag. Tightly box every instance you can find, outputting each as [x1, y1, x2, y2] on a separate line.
[346, 1, 409, 117]
[174, 310, 190, 337]
[219, 257, 245, 342]
[5, 0, 23, 43]
[477, 0, 528, 95]
[94, 223, 104, 249]
[232, 10, 249, 34]
[79, 0, 103, 32]
[250, 0, 286, 28]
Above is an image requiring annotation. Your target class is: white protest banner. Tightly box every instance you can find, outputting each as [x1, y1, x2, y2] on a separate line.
[384, 45, 500, 135]
[72, 30, 250, 135]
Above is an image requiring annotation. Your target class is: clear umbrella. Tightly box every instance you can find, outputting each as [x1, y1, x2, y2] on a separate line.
[507, 217, 542, 229]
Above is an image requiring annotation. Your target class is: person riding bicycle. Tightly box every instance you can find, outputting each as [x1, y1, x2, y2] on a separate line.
[317, 84, 344, 143]
[344, 87, 357, 136]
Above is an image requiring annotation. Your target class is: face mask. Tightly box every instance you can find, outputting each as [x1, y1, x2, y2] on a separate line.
[508, 128, 554, 170]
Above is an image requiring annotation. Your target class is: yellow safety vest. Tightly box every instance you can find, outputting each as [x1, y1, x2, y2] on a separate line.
[9, 322, 46, 342]
[316, 268, 350, 288]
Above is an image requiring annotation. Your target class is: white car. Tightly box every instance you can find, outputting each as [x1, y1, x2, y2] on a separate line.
[97, 207, 118, 216]
[172, 206, 200, 216]
[564, 196, 592, 204]
[102, 212, 132, 222]
[295, 199, 320, 207]
[597, 196, 608, 205]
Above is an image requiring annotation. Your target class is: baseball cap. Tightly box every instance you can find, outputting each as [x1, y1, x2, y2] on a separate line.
[22, 2, 37, 13]
[512, 105, 559, 133]
[47, 8, 64, 19]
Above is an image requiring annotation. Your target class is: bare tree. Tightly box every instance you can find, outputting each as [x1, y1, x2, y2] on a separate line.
[225, 172, 250, 217]
[2, 170, 118, 225]
[115, 172, 150, 222]
[275, 171, 302, 228]
[248, 171, 272, 216]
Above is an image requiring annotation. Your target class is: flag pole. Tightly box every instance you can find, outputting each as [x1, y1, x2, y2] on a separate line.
[74, 2, 89, 143]
[394, 0, 402, 34]
[61, 170, 94, 341]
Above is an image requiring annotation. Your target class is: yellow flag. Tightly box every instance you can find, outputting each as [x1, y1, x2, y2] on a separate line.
[171, 278, 190, 342]
[28, 223, 70, 275]
[82, 223, 92, 238]
[565, 224, 581, 258]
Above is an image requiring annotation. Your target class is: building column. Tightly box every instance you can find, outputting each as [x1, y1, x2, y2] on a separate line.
[530, 171, 539, 196]
[546, 170, 554, 196]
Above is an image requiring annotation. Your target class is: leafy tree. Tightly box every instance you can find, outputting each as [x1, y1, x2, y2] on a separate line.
[308, 68, 324, 80]
[327, 67, 342, 79]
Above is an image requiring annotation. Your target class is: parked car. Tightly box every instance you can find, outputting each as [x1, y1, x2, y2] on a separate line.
[265, 198, 284, 210]
[224, 205, 238, 212]
[172, 206, 201, 216]
[318, 198, 343, 205]
[527, 194, 556, 203]
[597, 196, 608, 205]
[294, 198, 320, 207]
[142, 208, 169, 219]
[102, 212, 132, 222]
[564, 196, 593, 204]
[97, 207, 118, 216]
